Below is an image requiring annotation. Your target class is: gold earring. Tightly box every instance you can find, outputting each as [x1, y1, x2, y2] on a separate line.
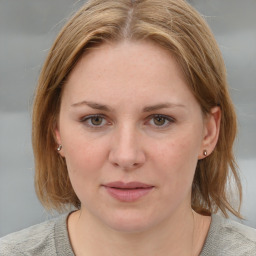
[57, 145, 62, 151]
[203, 150, 207, 156]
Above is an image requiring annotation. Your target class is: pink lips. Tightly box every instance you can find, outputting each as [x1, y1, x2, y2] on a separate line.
[103, 181, 154, 202]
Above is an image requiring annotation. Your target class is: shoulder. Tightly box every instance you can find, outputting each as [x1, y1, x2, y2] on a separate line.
[201, 214, 256, 256]
[0, 214, 68, 256]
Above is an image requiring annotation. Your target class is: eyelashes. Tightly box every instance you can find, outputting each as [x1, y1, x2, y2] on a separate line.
[148, 114, 175, 128]
[80, 114, 109, 128]
[80, 114, 175, 130]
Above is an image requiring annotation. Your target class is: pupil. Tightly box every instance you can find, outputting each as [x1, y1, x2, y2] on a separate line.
[154, 116, 165, 126]
[92, 116, 102, 125]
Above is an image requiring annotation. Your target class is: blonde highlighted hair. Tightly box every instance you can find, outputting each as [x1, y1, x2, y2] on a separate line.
[33, 0, 242, 217]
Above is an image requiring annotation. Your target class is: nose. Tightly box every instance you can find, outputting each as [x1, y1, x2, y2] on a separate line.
[108, 125, 146, 170]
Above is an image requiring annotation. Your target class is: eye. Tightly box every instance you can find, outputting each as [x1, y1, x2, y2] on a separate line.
[148, 114, 175, 128]
[81, 115, 108, 128]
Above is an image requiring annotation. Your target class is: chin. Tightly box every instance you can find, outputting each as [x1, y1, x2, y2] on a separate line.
[101, 210, 159, 234]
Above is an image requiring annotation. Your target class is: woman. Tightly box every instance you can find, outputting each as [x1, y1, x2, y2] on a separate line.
[1, 0, 255, 255]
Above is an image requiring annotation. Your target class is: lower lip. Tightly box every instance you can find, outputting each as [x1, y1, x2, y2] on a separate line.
[104, 186, 154, 202]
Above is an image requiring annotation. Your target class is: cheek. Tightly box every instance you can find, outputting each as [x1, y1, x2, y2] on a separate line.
[63, 140, 107, 202]
[156, 134, 200, 166]
[151, 138, 199, 208]
[151, 131, 201, 186]
[61, 130, 108, 179]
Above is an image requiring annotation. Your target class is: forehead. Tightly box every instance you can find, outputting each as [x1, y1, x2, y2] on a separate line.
[67, 40, 185, 81]
[62, 40, 197, 110]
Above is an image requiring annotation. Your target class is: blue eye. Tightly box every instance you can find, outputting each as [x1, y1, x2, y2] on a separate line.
[148, 115, 174, 128]
[81, 115, 107, 128]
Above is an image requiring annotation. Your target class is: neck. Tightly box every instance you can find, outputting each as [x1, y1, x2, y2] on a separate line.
[68, 208, 211, 256]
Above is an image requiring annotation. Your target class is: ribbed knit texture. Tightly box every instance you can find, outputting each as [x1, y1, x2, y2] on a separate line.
[200, 214, 256, 255]
[0, 214, 74, 256]
[1, 213, 255, 255]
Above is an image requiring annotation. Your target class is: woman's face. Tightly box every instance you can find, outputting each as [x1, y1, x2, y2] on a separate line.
[56, 41, 219, 232]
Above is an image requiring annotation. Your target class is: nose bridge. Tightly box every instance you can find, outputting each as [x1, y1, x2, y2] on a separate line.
[109, 122, 145, 169]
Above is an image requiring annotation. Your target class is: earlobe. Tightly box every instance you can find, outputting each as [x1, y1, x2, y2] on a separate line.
[199, 106, 221, 159]
[57, 144, 62, 151]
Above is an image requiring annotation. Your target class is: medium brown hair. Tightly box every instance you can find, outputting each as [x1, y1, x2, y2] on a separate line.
[32, 0, 242, 217]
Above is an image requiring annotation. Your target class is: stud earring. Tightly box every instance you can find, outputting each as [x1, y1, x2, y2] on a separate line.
[57, 145, 62, 151]
[203, 150, 207, 156]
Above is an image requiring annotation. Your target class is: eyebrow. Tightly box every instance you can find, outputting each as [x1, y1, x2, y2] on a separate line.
[142, 103, 185, 112]
[71, 101, 185, 112]
[71, 101, 113, 111]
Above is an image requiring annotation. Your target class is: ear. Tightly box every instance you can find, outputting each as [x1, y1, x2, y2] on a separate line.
[199, 106, 221, 159]
[55, 124, 65, 157]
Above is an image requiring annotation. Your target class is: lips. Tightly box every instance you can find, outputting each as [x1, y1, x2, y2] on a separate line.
[103, 181, 154, 202]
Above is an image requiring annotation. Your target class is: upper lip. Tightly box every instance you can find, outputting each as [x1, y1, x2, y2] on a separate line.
[103, 181, 154, 189]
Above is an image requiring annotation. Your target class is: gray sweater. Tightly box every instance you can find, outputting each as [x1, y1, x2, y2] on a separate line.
[1, 214, 256, 255]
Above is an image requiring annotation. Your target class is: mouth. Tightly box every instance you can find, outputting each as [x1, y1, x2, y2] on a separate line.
[103, 181, 154, 202]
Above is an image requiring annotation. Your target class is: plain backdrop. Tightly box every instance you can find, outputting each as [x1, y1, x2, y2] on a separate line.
[0, 0, 256, 237]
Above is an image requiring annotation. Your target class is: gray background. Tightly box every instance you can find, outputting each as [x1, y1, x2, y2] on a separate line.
[0, 0, 255, 237]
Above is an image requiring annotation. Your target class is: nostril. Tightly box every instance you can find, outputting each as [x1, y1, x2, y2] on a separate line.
[108, 143, 146, 169]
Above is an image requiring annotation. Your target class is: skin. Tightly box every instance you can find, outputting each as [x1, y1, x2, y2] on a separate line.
[55, 40, 221, 256]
